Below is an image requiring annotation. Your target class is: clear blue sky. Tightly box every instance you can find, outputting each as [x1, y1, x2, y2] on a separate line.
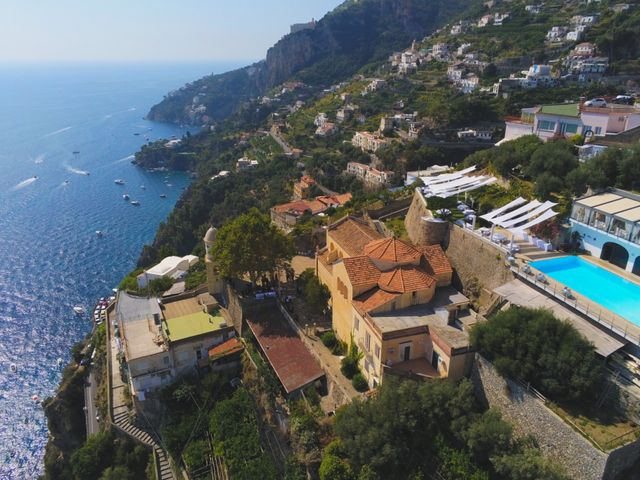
[0, 0, 344, 63]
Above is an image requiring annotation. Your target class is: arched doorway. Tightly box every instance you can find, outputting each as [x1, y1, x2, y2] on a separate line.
[601, 242, 629, 270]
[633, 257, 640, 277]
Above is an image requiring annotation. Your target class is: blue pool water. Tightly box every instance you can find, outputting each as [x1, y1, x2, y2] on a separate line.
[0, 62, 242, 478]
[530, 256, 640, 325]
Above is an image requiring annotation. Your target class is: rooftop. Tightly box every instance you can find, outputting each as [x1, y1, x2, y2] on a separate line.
[575, 189, 640, 221]
[364, 237, 422, 263]
[378, 266, 435, 293]
[246, 307, 324, 394]
[538, 103, 580, 118]
[327, 216, 384, 256]
[145, 255, 199, 277]
[120, 316, 166, 361]
[208, 337, 244, 360]
[162, 310, 227, 343]
[116, 291, 162, 324]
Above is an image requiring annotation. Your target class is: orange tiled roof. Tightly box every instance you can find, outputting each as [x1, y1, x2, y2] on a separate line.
[342, 256, 381, 286]
[317, 193, 352, 208]
[272, 200, 312, 214]
[353, 288, 399, 313]
[328, 216, 383, 256]
[364, 237, 422, 263]
[208, 337, 244, 359]
[378, 266, 435, 293]
[420, 245, 453, 276]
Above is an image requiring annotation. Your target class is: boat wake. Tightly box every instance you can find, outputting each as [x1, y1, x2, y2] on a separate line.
[64, 164, 90, 176]
[112, 154, 135, 164]
[33, 154, 45, 164]
[11, 177, 38, 191]
[41, 126, 72, 138]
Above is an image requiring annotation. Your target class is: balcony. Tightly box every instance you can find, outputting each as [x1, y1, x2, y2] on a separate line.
[383, 358, 440, 380]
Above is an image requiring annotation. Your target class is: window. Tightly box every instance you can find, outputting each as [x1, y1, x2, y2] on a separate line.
[538, 120, 555, 131]
[196, 350, 203, 360]
[365, 331, 371, 352]
[595, 126, 602, 135]
[563, 123, 578, 134]
[374, 344, 380, 359]
[354, 316, 360, 332]
[163, 356, 170, 365]
[571, 205, 587, 223]
[411, 291, 417, 305]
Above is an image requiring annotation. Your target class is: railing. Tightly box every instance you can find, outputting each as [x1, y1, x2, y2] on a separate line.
[510, 263, 640, 346]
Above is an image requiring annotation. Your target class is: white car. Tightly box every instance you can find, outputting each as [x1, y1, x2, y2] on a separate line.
[584, 98, 607, 108]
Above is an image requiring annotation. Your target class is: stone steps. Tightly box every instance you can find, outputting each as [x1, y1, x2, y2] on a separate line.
[112, 412, 175, 480]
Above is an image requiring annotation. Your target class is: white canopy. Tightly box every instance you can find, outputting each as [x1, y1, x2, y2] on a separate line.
[497, 201, 557, 228]
[509, 208, 558, 235]
[420, 165, 495, 199]
[480, 197, 527, 222]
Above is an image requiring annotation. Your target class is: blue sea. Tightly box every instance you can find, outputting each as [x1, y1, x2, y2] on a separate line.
[0, 62, 241, 479]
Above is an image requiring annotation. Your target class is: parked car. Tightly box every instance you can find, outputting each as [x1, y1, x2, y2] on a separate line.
[614, 95, 634, 105]
[584, 98, 607, 107]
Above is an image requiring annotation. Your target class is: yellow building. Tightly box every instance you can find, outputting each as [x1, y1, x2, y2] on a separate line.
[317, 216, 475, 387]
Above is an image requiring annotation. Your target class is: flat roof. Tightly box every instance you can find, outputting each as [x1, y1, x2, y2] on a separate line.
[576, 193, 622, 208]
[162, 297, 202, 319]
[595, 198, 639, 214]
[494, 280, 625, 357]
[121, 317, 167, 360]
[162, 310, 226, 343]
[116, 292, 162, 323]
[246, 307, 324, 394]
[616, 206, 640, 222]
[539, 104, 580, 118]
[370, 288, 471, 349]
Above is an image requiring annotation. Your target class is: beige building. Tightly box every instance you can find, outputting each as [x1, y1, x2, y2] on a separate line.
[204, 227, 223, 295]
[316, 216, 475, 387]
[117, 290, 234, 400]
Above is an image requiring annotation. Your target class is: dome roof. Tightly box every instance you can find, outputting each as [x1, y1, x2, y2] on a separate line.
[364, 237, 422, 264]
[377, 266, 435, 293]
[204, 226, 217, 244]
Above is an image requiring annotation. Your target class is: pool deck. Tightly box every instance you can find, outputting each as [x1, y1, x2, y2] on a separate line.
[510, 258, 640, 348]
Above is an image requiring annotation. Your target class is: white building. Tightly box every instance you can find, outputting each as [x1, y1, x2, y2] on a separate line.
[351, 131, 391, 152]
[570, 190, 640, 275]
[137, 255, 199, 288]
[346, 162, 393, 187]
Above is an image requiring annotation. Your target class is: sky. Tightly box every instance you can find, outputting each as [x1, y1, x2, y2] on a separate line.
[0, 0, 344, 63]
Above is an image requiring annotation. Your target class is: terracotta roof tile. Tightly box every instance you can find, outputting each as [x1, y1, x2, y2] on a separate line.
[364, 237, 422, 263]
[378, 266, 436, 293]
[420, 245, 453, 276]
[353, 288, 399, 313]
[342, 256, 381, 286]
[328, 216, 383, 256]
[208, 337, 244, 359]
[272, 200, 313, 214]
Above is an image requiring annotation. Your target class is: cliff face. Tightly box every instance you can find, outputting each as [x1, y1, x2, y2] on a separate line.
[147, 0, 477, 125]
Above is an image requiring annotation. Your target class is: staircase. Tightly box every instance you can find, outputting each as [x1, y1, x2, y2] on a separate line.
[113, 408, 175, 480]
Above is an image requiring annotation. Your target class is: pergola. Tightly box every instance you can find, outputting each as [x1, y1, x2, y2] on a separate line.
[480, 198, 558, 246]
[419, 165, 497, 198]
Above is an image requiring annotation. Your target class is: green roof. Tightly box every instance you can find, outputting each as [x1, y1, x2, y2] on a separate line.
[539, 104, 580, 118]
[163, 310, 226, 343]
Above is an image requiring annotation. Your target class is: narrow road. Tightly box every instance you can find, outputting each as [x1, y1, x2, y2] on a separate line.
[84, 369, 99, 437]
[269, 131, 293, 155]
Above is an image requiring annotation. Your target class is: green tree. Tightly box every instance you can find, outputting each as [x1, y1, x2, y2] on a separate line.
[319, 454, 355, 480]
[211, 208, 294, 286]
[492, 448, 569, 480]
[471, 307, 604, 403]
[304, 274, 330, 315]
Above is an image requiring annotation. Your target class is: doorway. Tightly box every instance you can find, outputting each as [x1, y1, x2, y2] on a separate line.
[401, 344, 411, 362]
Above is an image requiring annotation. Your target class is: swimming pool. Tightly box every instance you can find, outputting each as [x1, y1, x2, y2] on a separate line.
[529, 256, 640, 326]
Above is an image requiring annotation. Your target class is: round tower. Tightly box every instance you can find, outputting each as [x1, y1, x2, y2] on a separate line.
[203, 227, 223, 294]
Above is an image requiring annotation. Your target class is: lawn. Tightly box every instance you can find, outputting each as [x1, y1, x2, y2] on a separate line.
[549, 402, 640, 451]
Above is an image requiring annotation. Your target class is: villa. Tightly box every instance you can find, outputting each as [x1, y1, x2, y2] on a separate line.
[502, 103, 640, 143]
[351, 131, 391, 153]
[570, 189, 640, 275]
[316, 216, 476, 388]
[137, 254, 199, 288]
[346, 162, 393, 187]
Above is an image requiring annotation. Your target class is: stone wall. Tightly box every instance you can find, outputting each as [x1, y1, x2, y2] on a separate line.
[404, 190, 449, 246]
[443, 225, 514, 294]
[472, 355, 608, 480]
[472, 354, 640, 480]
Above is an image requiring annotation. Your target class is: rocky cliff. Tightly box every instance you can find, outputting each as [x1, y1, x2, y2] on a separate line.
[147, 0, 477, 125]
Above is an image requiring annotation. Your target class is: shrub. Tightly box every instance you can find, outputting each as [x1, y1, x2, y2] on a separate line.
[321, 331, 337, 349]
[319, 454, 355, 480]
[352, 373, 369, 392]
[341, 356, 359, 379]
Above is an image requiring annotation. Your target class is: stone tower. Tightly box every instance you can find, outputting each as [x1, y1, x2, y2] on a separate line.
[204, 227, 223, 294]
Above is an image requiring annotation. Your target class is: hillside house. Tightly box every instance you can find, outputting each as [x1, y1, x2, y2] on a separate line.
[293, 175, 315, 200]
[270, 193, 352, 232]
[137, 255, 199, 288]
[316, 217, 476, 388]
[346, 162, 393, 187]
[351, 131, 391, 153]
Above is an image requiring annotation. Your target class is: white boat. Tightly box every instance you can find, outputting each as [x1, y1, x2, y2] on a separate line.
[95, 230, 104, 237]
[73, 306, 85, 315]
[140, 185, 146, 190]
[160, 194, 167, 199]
[123, 194, 130, 201]
[130, 200, 140, 206]
[114, 179, 125, 185]
[9, 363, 17, 373]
